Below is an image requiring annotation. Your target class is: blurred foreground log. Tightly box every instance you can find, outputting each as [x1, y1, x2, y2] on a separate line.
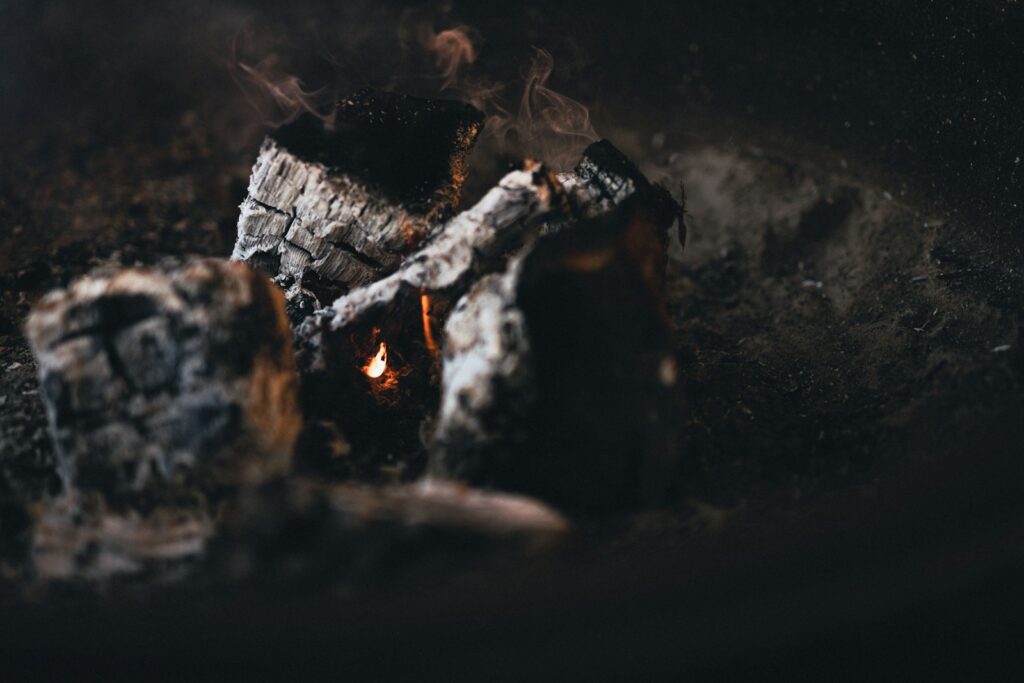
[210, 477, 568, 585]
[32, 493, 214, 582]
[25, 259, 301, 501]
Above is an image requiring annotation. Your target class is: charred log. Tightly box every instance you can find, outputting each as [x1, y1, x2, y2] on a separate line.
[24, 259, 301, 502]
[430, 193, 685, 510]
[557, 138, 682, 232]
[231, 90, 484, 297]
[292, 163, 569, 470]
[31, 492, 213, 582]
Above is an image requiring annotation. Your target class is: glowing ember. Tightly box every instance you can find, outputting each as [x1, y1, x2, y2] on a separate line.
[421, 294, 438, 354]
[364, 342, 388, 379]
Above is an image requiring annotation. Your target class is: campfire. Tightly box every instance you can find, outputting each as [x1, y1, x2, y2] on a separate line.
[21, 88, 683, 582]
[4, 2, 1022, 676]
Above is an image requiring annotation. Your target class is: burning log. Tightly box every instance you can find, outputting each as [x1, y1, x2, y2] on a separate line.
[430, 192, 685, 510]
[292, 162, 570, 467]
[211, 478, 568, 585]
[292, 140, 681, 478]
[231, 89, 484, 304]
[24, 259, 301, 501]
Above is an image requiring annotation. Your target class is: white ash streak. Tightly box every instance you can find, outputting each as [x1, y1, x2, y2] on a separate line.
[317, 165, 561, 331]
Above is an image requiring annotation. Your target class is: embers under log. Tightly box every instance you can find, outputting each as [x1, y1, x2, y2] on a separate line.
[231, 89, 484, 304]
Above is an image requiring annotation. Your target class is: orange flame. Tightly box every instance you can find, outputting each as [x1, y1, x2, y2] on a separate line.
[364, 342, 388, 379]
[421, 294, 438, 355]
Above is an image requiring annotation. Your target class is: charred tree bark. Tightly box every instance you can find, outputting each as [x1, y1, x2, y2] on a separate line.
[430, 191, 685, 510]
[232, 89, 483, 302]
[24, 259, 301, 502]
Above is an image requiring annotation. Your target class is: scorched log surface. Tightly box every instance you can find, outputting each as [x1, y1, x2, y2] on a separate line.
[292, 162, 569, 471]
[231, 89, 484, 301]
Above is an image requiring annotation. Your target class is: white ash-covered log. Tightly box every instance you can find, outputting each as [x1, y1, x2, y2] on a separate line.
[292, 162, 570, 468]
[24, 259, 301, 502]
[231, 89, 484, 307]
[430, 192, 686, 510]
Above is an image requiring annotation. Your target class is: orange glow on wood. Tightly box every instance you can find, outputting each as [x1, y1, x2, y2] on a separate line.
[421, 294, 438, 354]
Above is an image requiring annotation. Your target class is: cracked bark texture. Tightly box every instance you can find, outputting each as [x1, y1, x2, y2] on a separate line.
[291, 163, 569, 465]
[231, 90, 483, 301]
[24, 259, 301, 501]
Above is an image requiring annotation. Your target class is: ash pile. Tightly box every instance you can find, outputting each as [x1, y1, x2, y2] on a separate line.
[19, 89, 685, 587]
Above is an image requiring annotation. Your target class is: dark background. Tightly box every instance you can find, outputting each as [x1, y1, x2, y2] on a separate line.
[2, 1, 1023, 678]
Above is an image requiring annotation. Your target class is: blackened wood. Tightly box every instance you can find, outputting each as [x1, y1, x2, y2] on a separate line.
[296, 138, 672, 377]
[24, 259, 301, 501]
[430, 193, 686, 510]
[231, 90, 484, 297]
[557, 139, 685, 242]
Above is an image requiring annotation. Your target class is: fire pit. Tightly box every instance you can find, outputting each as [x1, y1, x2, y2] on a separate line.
[2, 1, 1022, 678]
